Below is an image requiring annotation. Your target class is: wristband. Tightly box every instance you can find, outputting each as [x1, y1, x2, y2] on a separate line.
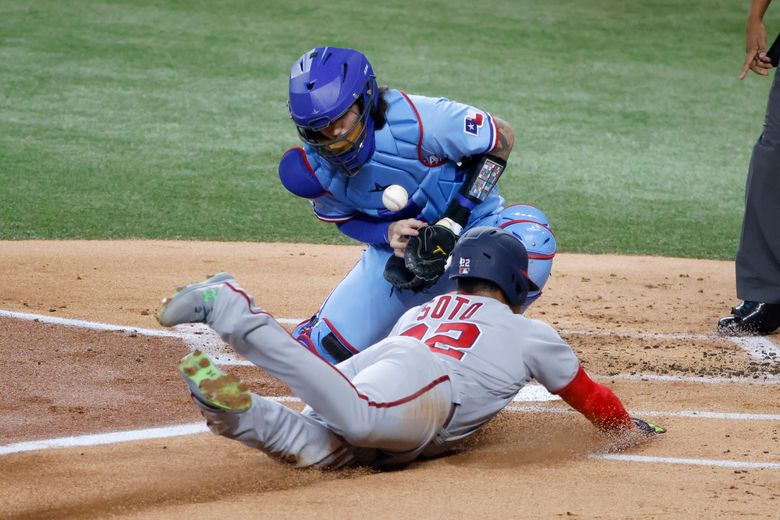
[465, 155, 506, 203]
[442, 154, 507, 229]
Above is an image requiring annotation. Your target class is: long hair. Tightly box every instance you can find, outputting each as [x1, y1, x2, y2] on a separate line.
[372, 86, 390, 130]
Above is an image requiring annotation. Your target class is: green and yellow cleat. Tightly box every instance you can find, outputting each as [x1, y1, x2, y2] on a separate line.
[179, 350, 252, 412]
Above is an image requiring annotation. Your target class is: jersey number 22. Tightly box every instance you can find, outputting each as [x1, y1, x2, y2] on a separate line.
[400, 322, 481, 361]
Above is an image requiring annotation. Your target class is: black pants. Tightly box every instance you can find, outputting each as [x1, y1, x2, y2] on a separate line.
[736, 68, 780, 303]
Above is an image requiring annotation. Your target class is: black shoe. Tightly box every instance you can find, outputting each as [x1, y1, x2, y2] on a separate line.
[717, 301, 780, 336]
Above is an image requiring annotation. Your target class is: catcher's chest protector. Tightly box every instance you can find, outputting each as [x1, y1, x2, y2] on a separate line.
[306, 89, 494, 223]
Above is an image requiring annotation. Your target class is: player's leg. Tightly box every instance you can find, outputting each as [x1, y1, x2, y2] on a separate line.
[176, 349, 355, 468]
[195, 392, 356, 468]
[225, 308, 452, 453]
[159, 275, 452, 455]
[722, 70, 780, 334]
[736, 69, 780, 302]
[294, 245, 435, 363]
[326, 337, 453, 453]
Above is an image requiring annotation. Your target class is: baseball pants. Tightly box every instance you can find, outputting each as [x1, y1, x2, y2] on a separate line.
[193, 280, 454, 468]
[736, 68, 780, 303]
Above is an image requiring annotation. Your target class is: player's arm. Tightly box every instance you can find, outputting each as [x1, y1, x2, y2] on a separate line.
[335, 215, 392, 245]
[740, 0, 774, 79]
[554, 366, 665, 435]
[320, 214, 431, 248]
[437, 117, 514, 235]
[489, 117, 515, 161]
[410, 95, 514, 234]
[553, 365, 633, 432]
[526, 321, 663, 434]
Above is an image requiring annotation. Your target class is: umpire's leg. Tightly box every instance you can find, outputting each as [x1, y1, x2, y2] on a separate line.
[736, 69, 780, 303]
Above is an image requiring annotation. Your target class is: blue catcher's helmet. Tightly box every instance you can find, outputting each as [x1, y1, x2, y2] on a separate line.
[497, 204, 557, 312]
[288, 47, 380, 176]
[448, 226, 539, 308]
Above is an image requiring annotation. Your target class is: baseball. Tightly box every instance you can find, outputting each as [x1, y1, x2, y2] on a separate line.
[382, 184, 408, 212]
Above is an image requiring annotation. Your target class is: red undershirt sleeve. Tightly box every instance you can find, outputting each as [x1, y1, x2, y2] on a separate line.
[554, 364, 633, 432]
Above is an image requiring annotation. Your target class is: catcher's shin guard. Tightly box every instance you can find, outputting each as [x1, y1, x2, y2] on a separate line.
[294, 316, 357, 364]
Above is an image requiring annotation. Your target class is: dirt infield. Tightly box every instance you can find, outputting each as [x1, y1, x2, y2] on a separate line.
[1, 241, 778, 519]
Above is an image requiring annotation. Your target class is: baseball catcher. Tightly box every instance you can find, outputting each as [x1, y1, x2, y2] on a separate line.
[278, 46, 555, 364]
[158, 227, 664, 469]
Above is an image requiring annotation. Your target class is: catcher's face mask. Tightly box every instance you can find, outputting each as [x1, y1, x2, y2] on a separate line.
[288, 47, 380, 176]
[313, 104, 364, 154]
[295, 89, 376, 177]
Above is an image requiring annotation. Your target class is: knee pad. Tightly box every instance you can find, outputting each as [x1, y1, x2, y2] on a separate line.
[294, 316, 358, 364]
[497, 204, 557, 312]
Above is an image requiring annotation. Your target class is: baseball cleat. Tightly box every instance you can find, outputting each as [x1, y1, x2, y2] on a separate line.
[631, 417, 666, 435]
[179, 350, 251, 412]
[717, 301, 780, 336]
[157, 272, 235, 327]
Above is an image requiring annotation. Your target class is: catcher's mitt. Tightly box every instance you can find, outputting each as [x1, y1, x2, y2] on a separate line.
[404, 224, 458, 282]
[383, 255, 431, 292]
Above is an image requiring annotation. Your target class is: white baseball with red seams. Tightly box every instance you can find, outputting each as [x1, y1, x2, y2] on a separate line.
[382, 184, 408, 212]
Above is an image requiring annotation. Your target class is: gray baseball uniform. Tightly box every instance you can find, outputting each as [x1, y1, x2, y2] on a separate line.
[194, 282, 580, 468]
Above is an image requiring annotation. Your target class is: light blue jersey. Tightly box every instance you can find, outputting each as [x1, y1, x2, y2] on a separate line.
[279, 89, 515, 363]
[302, 89, 503, 225]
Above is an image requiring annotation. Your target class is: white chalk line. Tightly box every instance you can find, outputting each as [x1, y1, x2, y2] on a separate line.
[507, 404, 780, 421]
[3, 396, 779, 470]
[0, 396, 300, 456]
[0, 423, 210, 456]
[601, 373, 780, 385]
[2, 309, 777, 383]
[0, 309, 185, 338]
[5, 308, 779, 358]
[590, 454, 780, 469]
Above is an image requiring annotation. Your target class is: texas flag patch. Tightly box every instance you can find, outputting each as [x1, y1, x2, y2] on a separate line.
[464, 111, 484, 136]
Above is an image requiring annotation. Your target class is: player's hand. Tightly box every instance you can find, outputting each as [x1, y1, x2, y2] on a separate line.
[404, 224, 458, 282]
[388, 218, 427, 258]
[739, 17, 772, 79]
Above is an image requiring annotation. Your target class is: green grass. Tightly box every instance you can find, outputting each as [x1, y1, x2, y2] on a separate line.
[1, 0, 777, 258]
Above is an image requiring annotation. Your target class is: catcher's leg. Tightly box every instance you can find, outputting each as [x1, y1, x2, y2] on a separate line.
[294, 245, 436, 363]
